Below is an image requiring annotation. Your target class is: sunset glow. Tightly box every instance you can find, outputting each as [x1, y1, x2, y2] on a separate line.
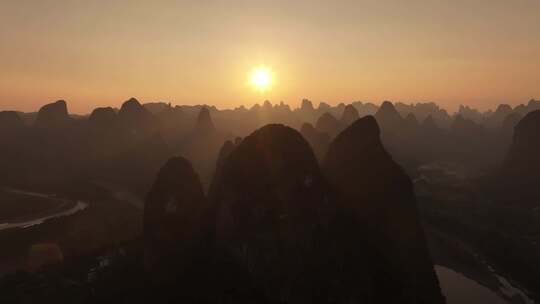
[0, 1, 539, 113]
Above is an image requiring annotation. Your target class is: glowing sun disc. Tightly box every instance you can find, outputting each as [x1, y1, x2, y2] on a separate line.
[250, 67, 272, 90]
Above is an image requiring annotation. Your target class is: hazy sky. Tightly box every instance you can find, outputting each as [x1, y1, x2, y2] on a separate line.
[1, 0, 539, 113]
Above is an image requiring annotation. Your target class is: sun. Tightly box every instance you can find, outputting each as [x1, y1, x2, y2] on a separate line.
[250, 67, 272, 90]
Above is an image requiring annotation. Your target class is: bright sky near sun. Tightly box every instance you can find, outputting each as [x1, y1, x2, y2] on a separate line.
[1, 0, 540, 113]
[250, 67, 272, 91]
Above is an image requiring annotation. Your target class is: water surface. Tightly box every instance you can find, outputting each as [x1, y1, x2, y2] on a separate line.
[436, 265, 508, 304]
[0, 189, 88, 231]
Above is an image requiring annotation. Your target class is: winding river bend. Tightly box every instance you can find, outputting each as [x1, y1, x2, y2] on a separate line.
[436, 265, 534, 304]
[0, 188, 88, 231]
[436, 266, 507, 304]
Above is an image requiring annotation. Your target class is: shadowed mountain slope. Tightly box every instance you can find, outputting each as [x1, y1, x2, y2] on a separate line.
[144, 157, 210, 284]
[210, 124, 340, 303]
[499, 110, 540, 199]
[323, 116, 444, 304]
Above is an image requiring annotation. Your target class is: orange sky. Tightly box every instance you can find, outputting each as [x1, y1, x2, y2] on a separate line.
[1, 0, 539, 114]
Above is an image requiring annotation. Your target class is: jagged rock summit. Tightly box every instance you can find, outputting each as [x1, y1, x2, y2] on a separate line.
[119, 98, 151, 119]
[340, 104, 360, 126]
[374, 101, 404, 131]
[118, 98, 157, 135]
[315, 112, 342, 137]
[195, 107, 216, 134]
[89, 107, 117, 127]
[34, 100, 69, 128]
[119, 98, 145, 115]
[300, 98, 315, 112]
[214, 124, 325, 206]
[323, 115, 444, 304]
[495, 104, 513, 116]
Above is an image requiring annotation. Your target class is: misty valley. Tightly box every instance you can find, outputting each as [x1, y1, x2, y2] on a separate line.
[0, 98, 539, 304]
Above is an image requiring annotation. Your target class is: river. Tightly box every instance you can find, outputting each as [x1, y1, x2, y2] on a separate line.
[436, 265, 508, 304]
[0, 188, 88, 231]
[436, 265, 535, 304]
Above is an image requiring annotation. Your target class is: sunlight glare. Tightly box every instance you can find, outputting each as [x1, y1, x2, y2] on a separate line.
[250, 67, 272, 90]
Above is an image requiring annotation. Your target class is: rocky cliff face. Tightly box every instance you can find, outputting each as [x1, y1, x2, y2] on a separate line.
[300, 122, 330, 162]
[315, 112, 342, 138]
[142, 121, 445, 303]
[500, 110, 540, 198]
[0, 111, 29, 185]
[178, 107, 231, 188]
[208, 140, 236, 199]
[300, 99, 315, 112]
[118, 98, 158, 137]
[80, 99, 170, 196]
[89, 107, 117, 128]
[340, 104, 360, 126]
[144, 157, 210, 281]
[195, 107, 216, 135]
[485, 104, 513, 128]
[34, 100, 70, 129]
[374, 101, 404, 134]
[501, 112, 523, 133]
[323, 116, 444, 304]
[210, 124, 338, 303]
[497, 112, 523, 153]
